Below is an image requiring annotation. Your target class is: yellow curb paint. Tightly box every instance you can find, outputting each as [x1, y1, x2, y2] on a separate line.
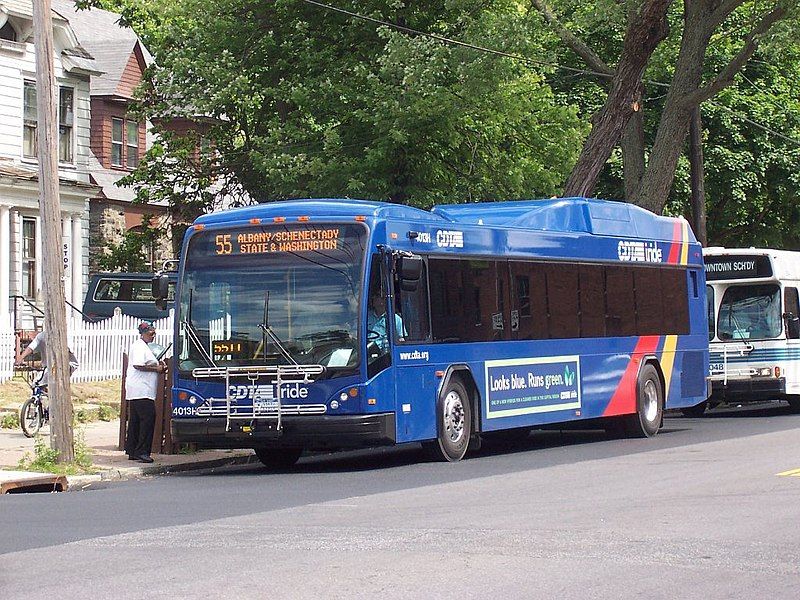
[776, 468, 800, 477]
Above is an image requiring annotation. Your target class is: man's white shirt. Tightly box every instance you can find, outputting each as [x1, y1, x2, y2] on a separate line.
[126, 338, 159, 400]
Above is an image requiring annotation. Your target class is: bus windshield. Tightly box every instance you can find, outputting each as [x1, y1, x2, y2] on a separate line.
[177, 223, 367, 375]
[717, 284, 782, 340]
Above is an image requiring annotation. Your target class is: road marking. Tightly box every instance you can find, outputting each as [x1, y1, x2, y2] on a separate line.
[776, 468, 800, 477]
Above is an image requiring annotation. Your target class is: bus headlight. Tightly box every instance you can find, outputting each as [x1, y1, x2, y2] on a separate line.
[330, 400, 339, 410]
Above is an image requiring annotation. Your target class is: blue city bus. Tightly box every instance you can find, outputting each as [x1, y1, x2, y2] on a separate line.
[162, 197, 709, 466]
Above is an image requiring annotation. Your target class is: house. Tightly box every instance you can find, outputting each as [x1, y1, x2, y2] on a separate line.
[50, 0, 171, 273]
[0, 0, 100, 329]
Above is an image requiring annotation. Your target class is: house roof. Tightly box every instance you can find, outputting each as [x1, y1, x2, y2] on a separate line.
[86, 152, 137, 202]
[1, 0, 67, 22]
[51, 0, 152, 97]
[0, 158, 99, 192]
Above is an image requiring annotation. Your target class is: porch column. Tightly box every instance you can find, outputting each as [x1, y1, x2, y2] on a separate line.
[62, 214, 73, 305]
[0, 205, 9, 328]
[71, 214, 82, 308]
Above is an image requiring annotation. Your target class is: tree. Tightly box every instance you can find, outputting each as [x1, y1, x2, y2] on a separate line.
[531, 0, 795, 214]
[532, 0, 673, 200]
[99, 0, 587, 209]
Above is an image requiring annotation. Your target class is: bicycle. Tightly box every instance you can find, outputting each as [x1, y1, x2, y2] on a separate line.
[18, 368, 49, 438]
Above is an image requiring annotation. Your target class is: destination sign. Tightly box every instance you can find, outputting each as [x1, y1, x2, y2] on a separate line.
[211, 227, 342, 256]
[211, 340, 254, 358]
[704, 254, 773, 281]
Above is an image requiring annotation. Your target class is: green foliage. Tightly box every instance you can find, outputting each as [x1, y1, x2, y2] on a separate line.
[17, 431, 95, 475]
[96, 216, 162, 272]
[74, 408, 92, 424]
[0, 411, 20, 429]
[660, 9, 800, 249]
[96, 404, 119, 422]
[104, 0, 586, 208]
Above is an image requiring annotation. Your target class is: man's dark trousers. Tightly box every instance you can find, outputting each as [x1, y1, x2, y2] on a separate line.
[125, 398, 156, 457]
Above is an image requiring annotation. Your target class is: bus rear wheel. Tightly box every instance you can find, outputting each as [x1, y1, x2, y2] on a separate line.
[254, 447, 303, 470]
[625, 364, 663, 438]
[429, 379, 472, 462]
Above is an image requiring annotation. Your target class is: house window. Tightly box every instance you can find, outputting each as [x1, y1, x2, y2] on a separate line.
[59, 87, 74, 163]
[1, 21, 17, 41]
[111, 118, 123, 166]
[22, 218, 37, 299]
[23, 82, 37, 157]
[126, 120, 139, 168]
[22, 83, 75, 162]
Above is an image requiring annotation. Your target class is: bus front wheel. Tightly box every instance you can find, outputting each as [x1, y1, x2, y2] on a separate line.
[429, 379, 472, 462]
[254, 447, 303, 470]
[626, 364, 663, 437]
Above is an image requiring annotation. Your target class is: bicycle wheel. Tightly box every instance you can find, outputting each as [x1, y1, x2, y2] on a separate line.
[20, 397, 43, 438]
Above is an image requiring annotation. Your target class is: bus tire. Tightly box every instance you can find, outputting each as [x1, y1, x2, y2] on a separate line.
[681, 401, 707, 418]
[254, 447, 302, 470]
[20, 397, 43, 438]
[625, 364, 663, 438]
[431, 379, 472, 462]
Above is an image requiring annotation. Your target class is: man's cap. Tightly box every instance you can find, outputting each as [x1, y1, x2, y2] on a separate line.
[138, 321, 156, 335]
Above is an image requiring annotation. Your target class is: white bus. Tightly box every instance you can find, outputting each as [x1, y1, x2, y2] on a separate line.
[693, 247, 800, 416]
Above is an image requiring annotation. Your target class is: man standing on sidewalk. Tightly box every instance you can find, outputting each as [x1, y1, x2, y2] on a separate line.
[124, 322, 166, 463]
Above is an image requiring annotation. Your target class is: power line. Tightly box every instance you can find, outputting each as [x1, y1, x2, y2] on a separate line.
[299, 0, 607, 79]
[301, 0, 800, 148]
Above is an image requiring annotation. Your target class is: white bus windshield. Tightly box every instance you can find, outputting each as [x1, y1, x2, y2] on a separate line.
[178, 223, 367, 375]
[717, 284, 782, 340]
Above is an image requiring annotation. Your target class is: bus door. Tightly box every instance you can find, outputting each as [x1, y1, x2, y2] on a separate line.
[784, 286, 800, 393]
[392, 254, 432, 442]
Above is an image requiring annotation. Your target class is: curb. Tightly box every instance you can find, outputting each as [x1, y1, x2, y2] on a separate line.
[65, 452, 258, 491]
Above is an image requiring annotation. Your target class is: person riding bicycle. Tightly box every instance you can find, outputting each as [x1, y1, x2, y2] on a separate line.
[15, 330, 79, 386]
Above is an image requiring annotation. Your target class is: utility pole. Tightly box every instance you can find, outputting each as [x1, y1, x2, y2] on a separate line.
[689, 107, 708, 247]
[33, 0, 74, 462]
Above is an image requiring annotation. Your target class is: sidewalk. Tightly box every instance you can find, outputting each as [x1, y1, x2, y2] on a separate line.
[0, 419, 255, 490]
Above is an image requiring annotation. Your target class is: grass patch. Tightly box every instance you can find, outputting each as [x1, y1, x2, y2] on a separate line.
[0, 379, 121, 426]
[97, 403, 119, 421]
[17, 430, 96, 475]
[0, 378, 121, 409]
[1, 411, 20, 429]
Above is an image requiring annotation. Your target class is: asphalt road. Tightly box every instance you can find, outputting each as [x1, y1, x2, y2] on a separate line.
[2, 402, 800, 599]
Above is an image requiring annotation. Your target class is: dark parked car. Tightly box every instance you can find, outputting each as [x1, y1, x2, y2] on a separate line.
[82, 272, 176, 321]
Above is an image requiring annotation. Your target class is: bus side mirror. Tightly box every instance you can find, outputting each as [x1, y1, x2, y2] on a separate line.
[785, 313, 800, 339]
[398, 255, 422, 292]
[152, 274, 170, 301]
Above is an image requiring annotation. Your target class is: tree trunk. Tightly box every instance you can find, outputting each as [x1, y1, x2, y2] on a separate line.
[621, 88, 646, 200]
[632, 1, 715, 213]
[564, 0, 672, 197]
[33, 0, 74, 462]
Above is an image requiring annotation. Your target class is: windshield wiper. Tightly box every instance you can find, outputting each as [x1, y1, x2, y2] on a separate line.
[260, 292, 298, 366]
[182, 289, 217, 368]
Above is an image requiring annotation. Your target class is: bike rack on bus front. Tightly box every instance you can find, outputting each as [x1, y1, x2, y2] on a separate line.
[191, 364, 325, 435]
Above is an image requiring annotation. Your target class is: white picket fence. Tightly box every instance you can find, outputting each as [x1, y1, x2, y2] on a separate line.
[0, 312, 175, 384]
